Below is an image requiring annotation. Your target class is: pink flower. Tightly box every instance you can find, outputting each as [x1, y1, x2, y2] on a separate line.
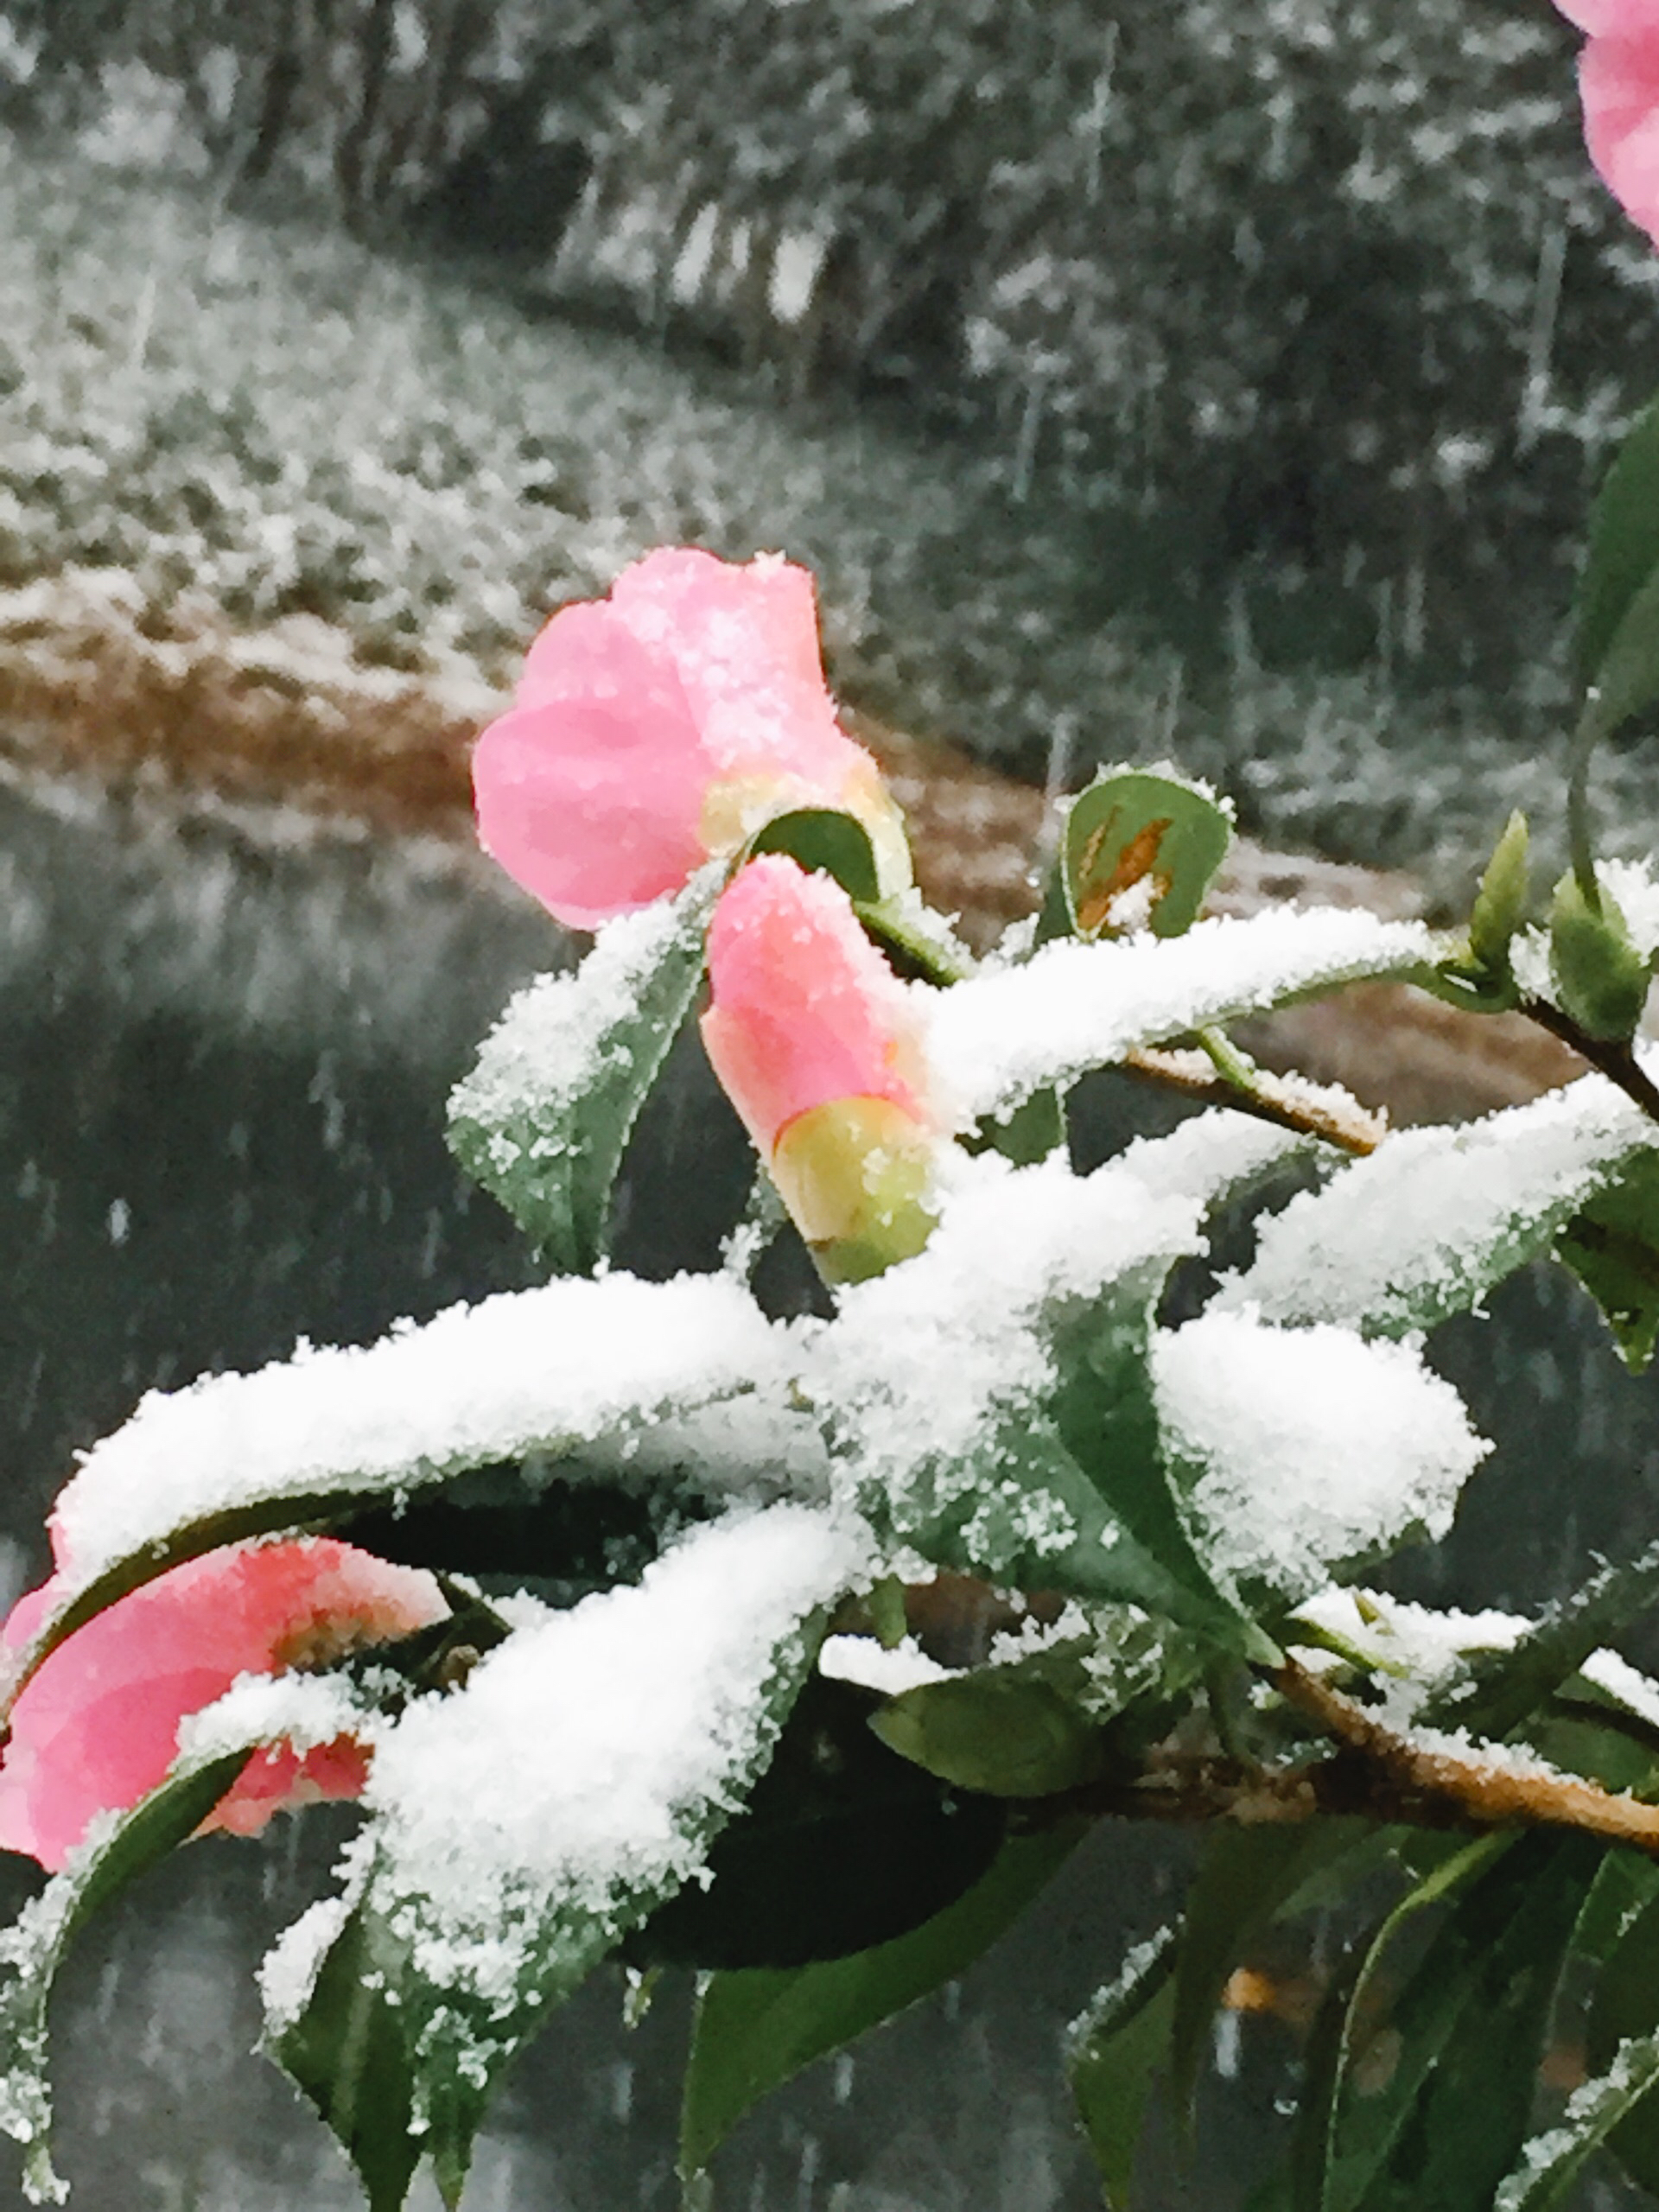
[1556, 0, 1659, 244]
[473, 548, 906, 929]
[701, 855, 938, 1279]
[0, 1539, 445, 1872]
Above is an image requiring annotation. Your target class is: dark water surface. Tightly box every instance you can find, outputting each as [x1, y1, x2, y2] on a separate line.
[0, 768, 1656, 2210]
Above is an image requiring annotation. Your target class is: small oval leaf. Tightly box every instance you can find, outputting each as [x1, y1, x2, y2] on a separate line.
[1052, 771, 1232, 942]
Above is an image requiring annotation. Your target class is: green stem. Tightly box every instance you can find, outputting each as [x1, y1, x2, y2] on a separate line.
[1567, 698, 1608, 912]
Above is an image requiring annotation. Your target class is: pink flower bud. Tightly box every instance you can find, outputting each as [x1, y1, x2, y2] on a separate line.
[473, 548, 905, 929]
[701, 855, 938, 1279]
[1556, 0, 1659, 244]
[0, 1540, 445, 1872]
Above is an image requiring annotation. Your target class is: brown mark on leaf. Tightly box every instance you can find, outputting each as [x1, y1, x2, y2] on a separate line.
[1075, 813, 1173, 934]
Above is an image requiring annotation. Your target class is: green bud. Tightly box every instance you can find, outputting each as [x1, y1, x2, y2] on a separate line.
[868, 1674, 1104, 1798]
[1468, 810, 1530, 974]
[1548, 871, 1654, 1043]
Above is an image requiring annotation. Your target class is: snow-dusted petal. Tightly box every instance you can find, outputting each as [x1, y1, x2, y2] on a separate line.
[1217, 1070, 1659, 1336]
[1154, 1310, 1490, 1598]
[41, 1272, 798, 1624]
[921, 906, 1434, 1123]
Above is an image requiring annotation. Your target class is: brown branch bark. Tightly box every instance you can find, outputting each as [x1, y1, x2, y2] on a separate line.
[1522, 998, 1659, 1128]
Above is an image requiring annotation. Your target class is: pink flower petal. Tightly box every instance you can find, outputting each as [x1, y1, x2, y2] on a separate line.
[700, 855, 931, 1157]
[473, 550, 886, 928]
[0, 1540, 444, 1871]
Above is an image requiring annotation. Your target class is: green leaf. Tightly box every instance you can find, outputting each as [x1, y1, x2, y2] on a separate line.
[1048, 770, 1232, 941]
[1559, 1154, 1659, 1372]
[1548, 870, 1652, 1045]
[270, 1902, 421, 2212]
[1573, 1847, 1659, 1967]
[1170, 1821, 1369, 2126]
[1467, 810, 1530, 976]
[1314, 1833, 1598, 2212]
[677, 1823, 1082, 2181]
[0, 1742, 282, 2202]
[1586, 1879, 1659, 2194]
[971, 1089, 1066, 1167]
[447, 869, 717, 1274]
[276, 1507, 852, 2212]
[868, 1671, 1105, 1798]
[1578, 392, 1659, 697]
[1494, 2033, 1659, 2212]
[1066, 1929, 1178, 2209]
[631, 1676, 1006, 1968]
[748, 808, 880, 903]
[1425, 1536, 1659, 1739]
[1289, 1834, 1505, 2212]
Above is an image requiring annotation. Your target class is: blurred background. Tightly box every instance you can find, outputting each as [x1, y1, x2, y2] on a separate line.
[2, 5, 1659, 2207]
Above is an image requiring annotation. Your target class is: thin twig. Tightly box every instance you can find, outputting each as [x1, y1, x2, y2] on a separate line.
[1520, 998, 1659, 1126]
[1124, 1045, 1382, 1156]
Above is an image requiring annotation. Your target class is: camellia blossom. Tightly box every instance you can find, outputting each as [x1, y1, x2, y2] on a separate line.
[1555, 0, 1659, 245]
[0, 1538, 445, 1872]
[701, 854, 938, 1281]
[473, 546, 908, 930]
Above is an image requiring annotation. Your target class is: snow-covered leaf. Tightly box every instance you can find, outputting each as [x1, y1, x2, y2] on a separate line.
[923, 906, 1434, 1123]
[1154, 1311, 1489, 1600]
[809, 1127, 1299, 1645]
[1067, 1929, 1178, 2212]
[447, 872, 717, 1275]
[1495, 2033, 1659, 2212]
[265, 1506, 868, 2209]
[0, 1675, 366, 2207]
[9, 1273, 804, 1709]
[1218, 1072, 1659, 1338]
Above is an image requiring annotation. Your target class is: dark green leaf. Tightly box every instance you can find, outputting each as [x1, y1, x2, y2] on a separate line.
[630, 1678, 1006, 1969]
[1574, 1847, 1659, 1967]
[1170, 1821, 1369, 2126]
[1066, 1928, 1177, 2209]
[677, 1823, 1082, 2181]
[447, 871, 715, 1274]
[0, 1746, 272, 2200]
[1587, 1879, 1659, 2194]
[749, 808, 880, 903]
[1578, 392, 1659, 696]
[1559, 1154, 1659, 1373]
[1423, 1537, 1659, 1740]
[869, 1672, 1104, 1798]
[971, 1089, 1066, 1166]
[1290, 1834, 1505, 2212]
[1316, 1834, 1598, 2212]
[271, 1903, 421, 2212]
[1495, 2034, 1659, 2212]
[1050, 771, 1232, 941]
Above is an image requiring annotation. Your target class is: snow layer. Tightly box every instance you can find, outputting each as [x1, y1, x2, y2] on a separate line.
[1219, 1070, 1658, 1337]
[1154, 1309, 1489, 1596]
[47, 1272, 794, 1599]
[357, 1503, 867, 2024]
[921, 906, 1434, 1122]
